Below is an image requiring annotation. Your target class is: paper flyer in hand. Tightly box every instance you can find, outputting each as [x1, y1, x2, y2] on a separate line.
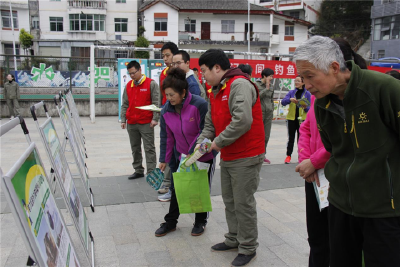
[297, 98, 311, 109]
[313, 169, 330, 211]
[135, 104, 161, 112]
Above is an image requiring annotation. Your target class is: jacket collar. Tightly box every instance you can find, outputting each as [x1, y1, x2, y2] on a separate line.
[186, 69, 194, 79]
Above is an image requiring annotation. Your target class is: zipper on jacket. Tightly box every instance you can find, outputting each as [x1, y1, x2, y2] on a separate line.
[350, 113, 359, 148]
[179, 113, 190, 148]
[387, 156, 395, 209]
[344, 120, 347, 133]
[345, 158, 355, 215]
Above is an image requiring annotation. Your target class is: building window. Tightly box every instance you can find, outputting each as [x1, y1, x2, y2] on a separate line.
[71, 47, 90, 57]
[272, 25, 279, 34]
[115, 18, 128, 32]
[4, 43, 20, 55]
[1, 10, 18, 28]
[290, 11, 300, 19]
[69, 14, 105, 31]
[115, 51, 128, 58]
[221, 20, 235, 33]
[285, 22, 294, 36]
[155, 18, 167, 31]
[154, 51, 162, 59]
[378, 50, 385, 58]
[374, 15, 400, 40]
[116, 0, 126, 2]
[32, 16, 39, 29]
[185, 19, 196, 33]
[50, 17, 63, 32]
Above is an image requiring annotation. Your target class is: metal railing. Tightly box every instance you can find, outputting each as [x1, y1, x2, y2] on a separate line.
[68, 0, 107, 9]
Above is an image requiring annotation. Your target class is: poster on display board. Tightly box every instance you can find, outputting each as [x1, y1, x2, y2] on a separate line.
[1, 143, 81, 267]
[117, 59, 149, 121]
[41, 119, 90, 251]
[148, 60, 167, 86]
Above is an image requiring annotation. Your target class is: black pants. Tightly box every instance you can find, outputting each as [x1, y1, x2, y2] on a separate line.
[164, 158, 215, 227]
[329, 203, 400, 267]
[305, 181, 330, 267]
[286, 119, 300, 156]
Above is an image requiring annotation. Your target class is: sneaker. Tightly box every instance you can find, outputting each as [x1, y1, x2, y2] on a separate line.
[284, 156, 291, 164]
[158, 184, 169, 194]
[158, 190, 171, 202]
[191, 222, 206, 236]
[231, 253, 257, 267]
[211, 242, 238, 252]
[263, 158, 271, 164]
[155, 222, 176, 237]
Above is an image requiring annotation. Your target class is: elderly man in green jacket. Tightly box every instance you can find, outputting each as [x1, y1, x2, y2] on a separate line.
[294, 35, 400, 267]
[4, 73, 20, 119]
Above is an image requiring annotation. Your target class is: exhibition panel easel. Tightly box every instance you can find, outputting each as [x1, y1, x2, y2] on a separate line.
[31, 102, 95, 267]
[0, 117, 86, 267]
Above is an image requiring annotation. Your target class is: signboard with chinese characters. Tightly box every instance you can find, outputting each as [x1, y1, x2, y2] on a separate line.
[189, 59, 297, 79]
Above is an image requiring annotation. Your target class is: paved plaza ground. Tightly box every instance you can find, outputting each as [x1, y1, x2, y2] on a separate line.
[0, 116, 309, 267]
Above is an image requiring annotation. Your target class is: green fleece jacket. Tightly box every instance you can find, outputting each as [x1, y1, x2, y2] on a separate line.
[315, 61, 400, 218]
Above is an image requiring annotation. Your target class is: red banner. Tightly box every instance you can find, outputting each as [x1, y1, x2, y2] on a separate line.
[190, 58, 297, 79]
[367, 66, 396, 74]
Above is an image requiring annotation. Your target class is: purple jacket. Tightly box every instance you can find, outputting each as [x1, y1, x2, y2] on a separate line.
[159, 92, 214, 163]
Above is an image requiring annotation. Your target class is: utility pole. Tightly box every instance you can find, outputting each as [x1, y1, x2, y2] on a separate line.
[9, 0, 18, 75]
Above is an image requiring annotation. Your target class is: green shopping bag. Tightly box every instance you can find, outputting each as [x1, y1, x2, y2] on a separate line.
[173, 163, 212, 214]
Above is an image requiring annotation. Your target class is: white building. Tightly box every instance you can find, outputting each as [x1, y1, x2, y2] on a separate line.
[0, 0, 30, 56]
[35, 0, 139, 57]
[255, 0, 320, 24]
[140, 0, 312, 59]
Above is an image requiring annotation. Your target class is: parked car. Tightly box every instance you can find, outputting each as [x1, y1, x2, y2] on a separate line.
[370, 57, 400, 69]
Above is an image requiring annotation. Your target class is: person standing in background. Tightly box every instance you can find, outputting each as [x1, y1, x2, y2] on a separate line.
[255, 68, 275, 164]
[4, 74, 20, 119]
[121, 61, 159, 180]
[281, 76, 311, 164]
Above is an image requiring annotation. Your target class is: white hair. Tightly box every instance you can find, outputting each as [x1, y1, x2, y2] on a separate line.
[293, 36, 347, 74]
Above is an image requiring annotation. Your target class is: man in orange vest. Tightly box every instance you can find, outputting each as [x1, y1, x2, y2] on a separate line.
[197, 49, 265, 267]
[159, 42, 179, 107]
[121, 60, 159, 180]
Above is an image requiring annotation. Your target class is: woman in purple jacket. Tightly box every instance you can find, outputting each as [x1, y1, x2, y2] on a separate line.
[155, 68, 215, 237]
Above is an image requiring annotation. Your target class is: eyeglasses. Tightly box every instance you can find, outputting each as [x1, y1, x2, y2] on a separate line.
[128, 69, 140, 76]
[171, 61, 184, 67]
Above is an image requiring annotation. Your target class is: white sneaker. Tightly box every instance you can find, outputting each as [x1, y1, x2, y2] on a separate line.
[158, 190, 172, 202]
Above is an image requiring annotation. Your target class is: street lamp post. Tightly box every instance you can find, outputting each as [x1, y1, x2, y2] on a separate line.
[9, 0, 18, 75]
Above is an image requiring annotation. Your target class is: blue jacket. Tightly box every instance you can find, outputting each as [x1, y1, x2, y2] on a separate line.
[159, 92, 214, 164]
[187, 74, 201, 96]
[281, 87, 311, 120]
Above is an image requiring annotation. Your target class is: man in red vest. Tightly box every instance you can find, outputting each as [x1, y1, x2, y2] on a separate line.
[121, 60, 159, 180]
[159, 42, 179, 107]
[197, 49, 265, 267]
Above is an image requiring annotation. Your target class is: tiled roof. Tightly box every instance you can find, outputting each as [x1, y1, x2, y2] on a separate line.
[140, 0, 271, 11]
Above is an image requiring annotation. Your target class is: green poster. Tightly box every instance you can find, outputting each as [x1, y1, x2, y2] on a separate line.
[42, 120, 89, 250]
[11, 148, 81, 267]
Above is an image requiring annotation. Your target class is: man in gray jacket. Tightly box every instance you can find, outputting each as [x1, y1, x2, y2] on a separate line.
[255, 68, 275, 164]
[4, 73, 20, 119]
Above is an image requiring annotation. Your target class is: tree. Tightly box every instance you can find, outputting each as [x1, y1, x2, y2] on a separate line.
[19, 28, 34, 55]
[134, 36, 150, 59]
[312, 0, 373, 50]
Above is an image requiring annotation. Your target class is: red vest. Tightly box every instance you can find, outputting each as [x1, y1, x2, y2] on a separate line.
[159, 67, 169, 105]
[126, 76, 153, 124]
[210, 76, 265, 161]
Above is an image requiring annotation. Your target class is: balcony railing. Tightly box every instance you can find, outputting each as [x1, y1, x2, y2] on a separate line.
[68, 0, 107, 9]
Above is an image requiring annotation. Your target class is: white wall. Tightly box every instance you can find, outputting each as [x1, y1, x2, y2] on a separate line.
[143, 2, 179, 43]
[271, 16, 308, 54]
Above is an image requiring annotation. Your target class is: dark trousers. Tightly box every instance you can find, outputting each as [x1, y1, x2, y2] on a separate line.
[286, 119, 300, 156]
[164, 158, 215, 227]
[305, 181, 330, 267]
[329, 203, 400, 267]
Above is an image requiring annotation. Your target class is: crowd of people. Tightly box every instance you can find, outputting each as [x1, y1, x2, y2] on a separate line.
[118, 37, 400, 267]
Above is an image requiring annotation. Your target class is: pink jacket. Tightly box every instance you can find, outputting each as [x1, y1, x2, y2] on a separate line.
[298, 96, 331, 169]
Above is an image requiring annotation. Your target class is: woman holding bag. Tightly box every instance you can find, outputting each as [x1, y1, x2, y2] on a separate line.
[156, 68, 216, 237]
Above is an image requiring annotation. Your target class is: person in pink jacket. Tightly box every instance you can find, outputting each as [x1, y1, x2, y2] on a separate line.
[296, 95, 330, 267]
[295, 37, 368, 267]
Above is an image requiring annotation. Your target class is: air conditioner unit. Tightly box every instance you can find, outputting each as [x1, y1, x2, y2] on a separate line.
[116, 35, 122, 40]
